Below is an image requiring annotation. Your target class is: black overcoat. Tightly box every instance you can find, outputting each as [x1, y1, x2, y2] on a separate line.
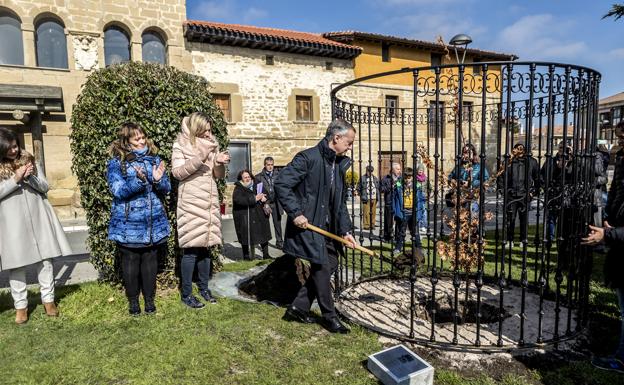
[605, 149, 624, 288]
[232, 181, 272, 246]
[274, 139, 352, 264]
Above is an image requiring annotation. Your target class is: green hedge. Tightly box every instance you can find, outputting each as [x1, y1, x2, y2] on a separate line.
[70, 62, 229, 285]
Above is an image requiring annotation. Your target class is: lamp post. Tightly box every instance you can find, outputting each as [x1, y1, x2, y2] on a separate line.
[449, 33, 472, 64]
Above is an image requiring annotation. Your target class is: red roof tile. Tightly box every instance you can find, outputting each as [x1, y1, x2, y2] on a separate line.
[323, 31, 517, 61]
[185, 20, 359, 51]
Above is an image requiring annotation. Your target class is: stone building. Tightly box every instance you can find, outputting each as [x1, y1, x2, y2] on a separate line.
[599, 91, 624, 142]
[0, 0, 190, 219]
[1, 0, 515, 218]
[184, 21, 361, 181]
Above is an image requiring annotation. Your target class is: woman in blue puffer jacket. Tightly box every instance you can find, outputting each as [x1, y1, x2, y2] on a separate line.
[107, 122, 171, 316]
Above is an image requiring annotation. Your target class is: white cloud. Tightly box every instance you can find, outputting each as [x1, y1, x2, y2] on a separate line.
[243, 7, 268, 22]
[609, 48, 624, 59]
[383, 12, 487, 44]
[495, 14, 587, 60]
[190, 0, 235, 20]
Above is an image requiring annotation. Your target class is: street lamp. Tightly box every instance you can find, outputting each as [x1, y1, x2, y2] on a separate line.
[449, 33, 472, 64]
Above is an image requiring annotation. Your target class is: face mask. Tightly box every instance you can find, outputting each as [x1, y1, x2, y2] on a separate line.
[133, 146, 149, 156]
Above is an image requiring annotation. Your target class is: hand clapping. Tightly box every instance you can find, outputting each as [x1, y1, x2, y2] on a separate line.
[216, 151, 230, 164]
[152, 161, 166, 182]
[14, 163, 34, 183]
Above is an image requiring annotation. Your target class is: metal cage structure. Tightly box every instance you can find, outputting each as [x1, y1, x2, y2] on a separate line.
[331, 62, 601, 350]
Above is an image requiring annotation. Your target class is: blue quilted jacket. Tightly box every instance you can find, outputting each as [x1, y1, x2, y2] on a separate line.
[107, 153, 171, 246]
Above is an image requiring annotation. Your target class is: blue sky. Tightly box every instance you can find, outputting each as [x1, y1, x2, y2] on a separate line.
[186, 0, 624, 98]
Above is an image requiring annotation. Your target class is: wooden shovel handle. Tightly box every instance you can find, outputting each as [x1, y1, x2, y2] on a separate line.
[306, 224, 376, 257]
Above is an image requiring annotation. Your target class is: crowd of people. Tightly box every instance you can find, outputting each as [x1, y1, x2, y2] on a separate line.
[1, 116, 623, 349]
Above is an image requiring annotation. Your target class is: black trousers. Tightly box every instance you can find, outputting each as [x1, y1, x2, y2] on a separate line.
[291, 241, 339, 319]
[383, 205, 394, 241]
[119, 244, 160, 300]
[242, 242, 270, 259]
[270, 202, 283, 245]
[506, 199, 528, 243]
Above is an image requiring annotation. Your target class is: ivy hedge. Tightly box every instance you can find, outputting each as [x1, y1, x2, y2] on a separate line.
[70, 62, 229, 285]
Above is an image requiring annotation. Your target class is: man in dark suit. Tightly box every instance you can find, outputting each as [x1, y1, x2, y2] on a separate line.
[255, 156, 284, 249]
[274, 118, 357, 334]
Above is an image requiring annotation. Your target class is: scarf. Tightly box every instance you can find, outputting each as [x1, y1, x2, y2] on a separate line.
[416, 173, 426, 182]
[133, 146, 149, 156]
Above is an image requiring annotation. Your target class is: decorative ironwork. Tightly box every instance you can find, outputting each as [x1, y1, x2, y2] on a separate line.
[332, 61, 600, 351]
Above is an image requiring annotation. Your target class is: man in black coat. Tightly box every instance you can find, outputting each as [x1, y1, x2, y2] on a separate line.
[497, 143, 540, 246]
[255, 157, 284, 249]
[584, 122, 624, 373]
[274, 118, 357, 334]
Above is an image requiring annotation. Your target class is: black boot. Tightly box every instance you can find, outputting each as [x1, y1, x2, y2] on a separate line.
[128, 296, 141, 316]
[144, 296, 156, 315]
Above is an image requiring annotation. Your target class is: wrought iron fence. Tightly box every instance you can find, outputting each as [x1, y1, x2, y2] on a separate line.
[331, 62, 601, 350]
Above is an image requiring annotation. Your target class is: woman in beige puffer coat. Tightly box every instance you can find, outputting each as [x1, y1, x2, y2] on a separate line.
[172, 112, 229, 308]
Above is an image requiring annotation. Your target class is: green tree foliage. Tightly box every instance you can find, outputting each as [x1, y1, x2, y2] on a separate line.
[70, 62, 229, 284]
[603, 4, 624, 20]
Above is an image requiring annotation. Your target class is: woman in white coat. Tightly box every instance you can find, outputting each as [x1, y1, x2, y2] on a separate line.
[0, 127, 72, 324]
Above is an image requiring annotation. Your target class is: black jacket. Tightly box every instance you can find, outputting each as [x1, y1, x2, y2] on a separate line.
[255, 168, 283, 214]
[275, 139, 352, 264]
[497, 156, 540, 197]
[540, 154, 575, 208]
[232, 181, 272, 246]
[380, 174, 398, 206]
[603, 149, 624, 288]
[606, 149, 624, 226]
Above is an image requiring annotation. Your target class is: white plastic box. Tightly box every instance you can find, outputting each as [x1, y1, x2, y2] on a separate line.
[367, 345, 434, 385]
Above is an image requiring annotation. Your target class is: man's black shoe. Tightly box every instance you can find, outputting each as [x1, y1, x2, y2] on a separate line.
[322, 316, 350, 334]
[283, 306, 315, 324]
[275, 242, 283, 250]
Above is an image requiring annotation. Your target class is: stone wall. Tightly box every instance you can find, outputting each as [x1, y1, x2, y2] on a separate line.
[188, 43, 355, 172]
[0, 0, 190, 219]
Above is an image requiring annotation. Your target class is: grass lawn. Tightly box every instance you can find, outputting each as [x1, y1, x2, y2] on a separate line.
[1, 254, 624, 384]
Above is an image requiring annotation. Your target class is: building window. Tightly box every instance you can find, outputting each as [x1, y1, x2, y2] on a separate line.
[472, 59, 481, 75]
[265, 55, 274, 65]
[104, 26, 131, 66]
[431, 53, 442, 67]
[35, 18, 68, 69]
[385, 95, 399, 119]
[0, 11, 24, 65]
[213, 94, 231, 122]
[381, 43, 390, 62]
[226, 142, 251, 183]
[428, 101, 445, 138]
[614, 107, 622, 126]
[296, 95, 313, 122]
[325, 61, 333, 71]
[142, 31, 166, 64]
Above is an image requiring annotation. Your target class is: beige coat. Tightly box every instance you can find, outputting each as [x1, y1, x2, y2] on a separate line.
[171, 118, 226, 248]
[0, 154, 72, 271]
